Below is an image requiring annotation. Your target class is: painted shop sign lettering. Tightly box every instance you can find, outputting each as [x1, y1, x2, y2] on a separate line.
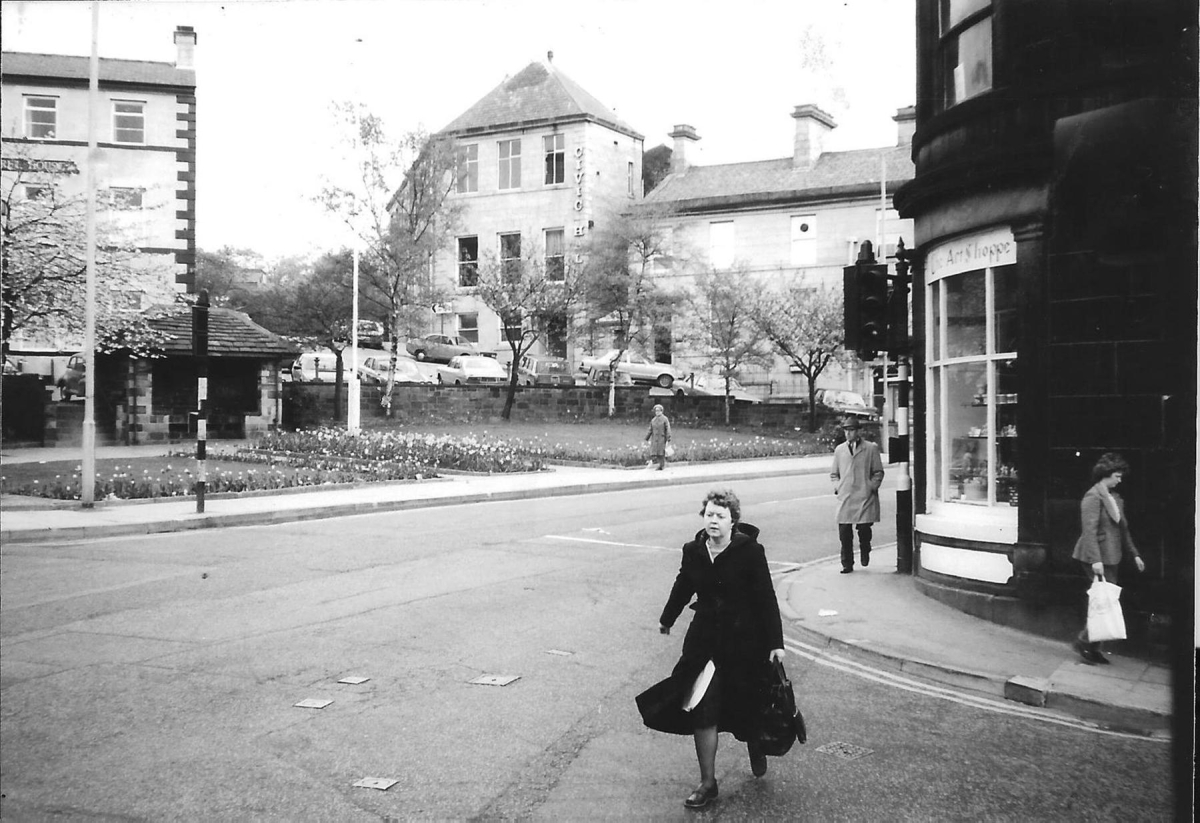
[1, 157, 80, 175]
[926, 227, 1016, 282]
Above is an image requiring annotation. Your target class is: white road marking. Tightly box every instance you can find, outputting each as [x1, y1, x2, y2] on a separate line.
[544, 535, 671, 550]
[783, 636, 1168, 742]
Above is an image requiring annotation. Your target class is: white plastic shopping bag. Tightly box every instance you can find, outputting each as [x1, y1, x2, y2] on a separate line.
[1086, 577, 1126, 642]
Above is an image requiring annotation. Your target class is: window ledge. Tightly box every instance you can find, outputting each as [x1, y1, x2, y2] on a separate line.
[917, 505, 1017, 545]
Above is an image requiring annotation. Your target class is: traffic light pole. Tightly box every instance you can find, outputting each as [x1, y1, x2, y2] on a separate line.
[893, 246, 913, 574]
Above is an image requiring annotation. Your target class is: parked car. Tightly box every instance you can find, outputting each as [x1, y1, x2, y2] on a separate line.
[517, 355, 575, 387]
[585, 366, 634, 387]
[362, 354, 435, 385]
[406, 334, 479, 363]
[57, 353, 86, 400]
[438, 355, 508, 385]
[290, 350, 384, 385]
[578, 349, 684, 388]
[675, 371, 761, 403]
[814, 388, 879, 421]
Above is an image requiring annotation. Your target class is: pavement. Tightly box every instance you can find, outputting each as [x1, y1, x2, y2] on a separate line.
[0, 442, 1175, 738]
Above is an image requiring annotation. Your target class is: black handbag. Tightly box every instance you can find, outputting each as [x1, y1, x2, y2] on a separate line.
[759, 659, 806, 756]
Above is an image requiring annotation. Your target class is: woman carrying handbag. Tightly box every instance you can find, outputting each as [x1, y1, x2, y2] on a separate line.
[635, 489, 785, 810]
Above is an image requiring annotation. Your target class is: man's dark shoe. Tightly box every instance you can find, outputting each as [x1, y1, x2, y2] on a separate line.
[748, 742, 768, 777]
[861, 548, 871, 567]
[684, 782, 718, 809]
[840, 567, 853, 574]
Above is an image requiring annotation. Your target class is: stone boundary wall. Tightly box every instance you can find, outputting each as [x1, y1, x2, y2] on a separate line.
[283, 383, 867, 437]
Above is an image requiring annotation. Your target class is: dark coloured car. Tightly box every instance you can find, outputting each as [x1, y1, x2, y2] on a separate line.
[517, 355, 575, 387]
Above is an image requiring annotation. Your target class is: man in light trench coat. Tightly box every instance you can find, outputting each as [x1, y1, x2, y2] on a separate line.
[830, 417, 885, 573]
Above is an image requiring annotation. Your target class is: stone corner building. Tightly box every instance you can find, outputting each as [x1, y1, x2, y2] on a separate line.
[895, 0, 1196, 652]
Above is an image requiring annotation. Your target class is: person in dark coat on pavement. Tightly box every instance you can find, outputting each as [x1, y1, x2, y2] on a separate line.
[830, 417, 885, 573]
[1072, 452, 1144, 664]
[645, 404, 672, 470]
[636, 489, 785, 809]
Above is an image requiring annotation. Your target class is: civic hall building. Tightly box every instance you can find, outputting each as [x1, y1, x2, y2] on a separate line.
[895, 0, 1195, 652]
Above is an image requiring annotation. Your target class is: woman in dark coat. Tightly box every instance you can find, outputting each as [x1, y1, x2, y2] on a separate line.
[636, 489, 785, 809]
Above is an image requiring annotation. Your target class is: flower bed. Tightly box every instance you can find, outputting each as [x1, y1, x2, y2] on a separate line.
[515, 433, 827, 467]
[253, 428, 544, 474]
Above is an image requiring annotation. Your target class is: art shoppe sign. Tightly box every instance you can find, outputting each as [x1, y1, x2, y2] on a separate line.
[926, 226, 1016, 281]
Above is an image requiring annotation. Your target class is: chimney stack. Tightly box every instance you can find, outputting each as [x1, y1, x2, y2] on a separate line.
[894, 105, 916, 146]
[669, 125, 700, 173]
[174, 25, 197, 70]
[791, 104, 836, 170]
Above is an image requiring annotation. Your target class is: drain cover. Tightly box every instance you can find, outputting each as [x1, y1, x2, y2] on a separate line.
[353, 778, 397, 791]
[293, 698, 333, 709]
[816, 741, 874, 760]
[469, 674, 520, 687]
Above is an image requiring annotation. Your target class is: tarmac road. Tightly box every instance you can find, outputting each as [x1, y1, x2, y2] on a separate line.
[0, 476, 1173, 820]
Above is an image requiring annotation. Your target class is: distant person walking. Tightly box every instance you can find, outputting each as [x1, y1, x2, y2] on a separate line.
[1072, 453, 1144, 664]
[636, 489, 785, 809]
[645, 404, 672, 471]
[830, 418, 884, 573]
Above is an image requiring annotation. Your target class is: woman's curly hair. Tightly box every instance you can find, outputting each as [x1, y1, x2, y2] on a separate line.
[699, 488, 741, 523]
[1091, 452, 1130, 484]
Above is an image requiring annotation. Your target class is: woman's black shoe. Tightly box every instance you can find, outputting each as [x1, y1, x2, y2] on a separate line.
[1074, 639, 1102, 664]
[684, 782, 718, 809]
[748, 742, 768, 777]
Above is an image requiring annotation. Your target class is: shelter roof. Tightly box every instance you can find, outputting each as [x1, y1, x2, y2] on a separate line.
[149, 308, 296, 357]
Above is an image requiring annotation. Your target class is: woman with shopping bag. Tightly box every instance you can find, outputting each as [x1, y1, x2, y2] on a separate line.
[1071, 453, 1145, 664]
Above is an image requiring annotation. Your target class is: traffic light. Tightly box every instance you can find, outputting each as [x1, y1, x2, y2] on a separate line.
[843, 258, 888, 360]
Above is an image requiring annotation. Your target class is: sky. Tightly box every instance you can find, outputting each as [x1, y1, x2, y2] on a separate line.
[1, 0, 916, 260]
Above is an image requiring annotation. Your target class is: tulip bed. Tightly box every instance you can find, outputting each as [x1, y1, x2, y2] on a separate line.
[2, 422, 831, 500]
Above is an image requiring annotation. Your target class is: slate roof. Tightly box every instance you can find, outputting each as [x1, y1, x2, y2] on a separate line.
[1, 51, 195, 89]
[441, 61, 642, 141]
[643, 143, 916, 212]
[149, 308, 296, 357]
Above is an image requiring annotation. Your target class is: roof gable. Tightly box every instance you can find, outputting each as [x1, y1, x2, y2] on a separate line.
[441, 61, 642, 140]
[1, 51, 195, 90]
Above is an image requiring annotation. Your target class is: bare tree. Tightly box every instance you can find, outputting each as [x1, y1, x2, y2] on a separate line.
[473, 235, 579, 419]
[682, 265, 774, 424]
[316, 103, 461, 415]
[751, 274, 848, 432]
[577, 206, 678, 416]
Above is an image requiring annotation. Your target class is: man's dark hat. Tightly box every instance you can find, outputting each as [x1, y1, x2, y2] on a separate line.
[841, 417, 861, 429]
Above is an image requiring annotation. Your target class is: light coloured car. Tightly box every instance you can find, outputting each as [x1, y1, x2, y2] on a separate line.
[362, 355, 435, 385]
[578, 349, 684, 388]
[517, 355, 575, 387]
[290, 350, 384, 385]
[675, 371, 760, 403]
[438, 355, 508, 386]
[814, 388, 879, 421]
[406, 333, 479, 363]
[585, 366, 634, 387]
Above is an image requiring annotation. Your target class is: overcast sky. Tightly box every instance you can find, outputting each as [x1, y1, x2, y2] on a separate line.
[2, 0, 916, 259]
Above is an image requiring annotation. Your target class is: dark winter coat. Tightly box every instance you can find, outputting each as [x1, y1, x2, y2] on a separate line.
[636, 522, 784, 740]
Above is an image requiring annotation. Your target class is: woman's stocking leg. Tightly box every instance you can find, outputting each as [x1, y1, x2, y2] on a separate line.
[694, 725, 718, 787]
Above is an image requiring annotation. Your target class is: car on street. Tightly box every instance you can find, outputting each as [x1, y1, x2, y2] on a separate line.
[675, 371, 761, 403]
[578, 349, 684, 388]
[406, 334, 480, 363]
[584, 366, 634, 387]
[57, 353, 86, 400]
[362, 354, 436, 385]
[517, 355, 576, 387]
[814, 388, 879, 421]
[290, 350, 385, 385]
[438, 355, 508, 385]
